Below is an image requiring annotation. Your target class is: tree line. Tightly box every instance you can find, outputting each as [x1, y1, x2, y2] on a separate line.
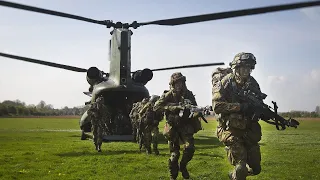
[0, 99, 89, 117]
[0, 99, 319, 118]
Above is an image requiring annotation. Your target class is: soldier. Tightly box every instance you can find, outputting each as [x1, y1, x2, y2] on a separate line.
[212, 52, 262, 179]
[87, 96, 110, 152]
[135, 97, 150, 152]
[138, 95, 163, 155]
[129, 102, 140, 142]
[154, 72, 202, 180]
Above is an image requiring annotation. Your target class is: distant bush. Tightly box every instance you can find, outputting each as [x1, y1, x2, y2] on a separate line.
[0, 99, 89, 117]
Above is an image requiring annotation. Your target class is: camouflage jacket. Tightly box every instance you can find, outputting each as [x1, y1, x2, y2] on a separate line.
[130, 102, 144, 122]
[212, 73, 262, 130]
[87, 102, 109, 131]
[129, 102, 139, 120]
[153, 88, 197, 126]
[139, 101, 164, 126]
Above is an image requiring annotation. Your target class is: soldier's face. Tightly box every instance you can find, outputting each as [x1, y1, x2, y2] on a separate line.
[236, 65, 251, 79]
[174, 81, 185, 92]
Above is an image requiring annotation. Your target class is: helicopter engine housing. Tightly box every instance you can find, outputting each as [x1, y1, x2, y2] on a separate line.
[86, 67, 103, 86]
[132, 68, 153, 85]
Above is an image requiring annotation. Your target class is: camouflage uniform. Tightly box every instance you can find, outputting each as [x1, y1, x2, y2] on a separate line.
[154, 72, 202, 180]
[132, 97, 150, 152]
[139, 95, 163, 155]
[129, 102, 140, 142]
[87, 96, 110, 152]
[212, 52, 262, 180]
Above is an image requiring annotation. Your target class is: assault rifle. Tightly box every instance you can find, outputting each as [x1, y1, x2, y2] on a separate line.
[235, 83, 300, 130]
[178, 99, 208, 123]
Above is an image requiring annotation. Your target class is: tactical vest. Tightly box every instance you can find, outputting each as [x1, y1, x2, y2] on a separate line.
[214, 73, 249, 131]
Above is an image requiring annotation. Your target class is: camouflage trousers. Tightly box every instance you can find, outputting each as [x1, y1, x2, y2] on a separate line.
[131, 119, 139, 142]
[143, 125, 160, 154]
[164, 122, 195, 179]
[91, 119, 105, 152]
[216, 122, 262, 180]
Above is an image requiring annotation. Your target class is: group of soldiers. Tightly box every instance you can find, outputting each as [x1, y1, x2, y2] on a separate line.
[129, 95, 163, 155]
[85, 52, 281, 180]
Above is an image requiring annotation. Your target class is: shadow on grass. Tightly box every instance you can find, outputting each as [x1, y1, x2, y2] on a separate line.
[55, 148, 173, 157]
[69, 135, 81, 138]
[55, 149, 144, 157]
[197, 153, 224, 159]
[195, 135, 223, 148]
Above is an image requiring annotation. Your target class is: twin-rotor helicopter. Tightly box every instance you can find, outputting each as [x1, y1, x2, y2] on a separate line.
[0, 0, 319, 141]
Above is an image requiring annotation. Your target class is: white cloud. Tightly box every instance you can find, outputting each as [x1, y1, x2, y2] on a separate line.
[310, 69, 320, 82]
[301, 69, 320, 89]
[267, 75, 287, 84]
[262, 69, 320, 112]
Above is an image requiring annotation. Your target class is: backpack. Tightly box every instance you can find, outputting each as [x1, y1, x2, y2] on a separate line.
[211, 67, 232, 87]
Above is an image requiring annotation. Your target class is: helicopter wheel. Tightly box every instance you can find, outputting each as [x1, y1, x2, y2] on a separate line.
[80, 129, 87, 140]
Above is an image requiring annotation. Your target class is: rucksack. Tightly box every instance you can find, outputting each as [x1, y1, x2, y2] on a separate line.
[211, 67, 232, 87]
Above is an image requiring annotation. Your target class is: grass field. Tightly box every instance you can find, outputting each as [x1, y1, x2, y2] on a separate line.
[0, 117, 319, 180]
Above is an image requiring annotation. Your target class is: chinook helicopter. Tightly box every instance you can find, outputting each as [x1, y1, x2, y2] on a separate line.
[0, 1, 319, 141]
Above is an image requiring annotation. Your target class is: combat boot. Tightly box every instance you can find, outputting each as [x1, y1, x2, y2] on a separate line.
[146, 147, 152, 155]
[153, 148, 159, 155]
[96, 143, 102, 152]
[179, 163, 190, 179]
[153, 143, 159, 155]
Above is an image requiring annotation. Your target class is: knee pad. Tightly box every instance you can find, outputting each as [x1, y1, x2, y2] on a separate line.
[170, 151, 180, 162]
[184, 142, 195, 152]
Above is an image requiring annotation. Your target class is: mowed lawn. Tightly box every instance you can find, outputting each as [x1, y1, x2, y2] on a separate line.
[0, 117, 319, 180]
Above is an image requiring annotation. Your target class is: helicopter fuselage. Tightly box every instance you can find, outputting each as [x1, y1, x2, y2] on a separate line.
[79, 27, 153, 141]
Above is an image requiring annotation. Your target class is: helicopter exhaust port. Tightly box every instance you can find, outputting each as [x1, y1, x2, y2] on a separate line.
[86, 67, 103, 86]
[132, 68, 153, 85]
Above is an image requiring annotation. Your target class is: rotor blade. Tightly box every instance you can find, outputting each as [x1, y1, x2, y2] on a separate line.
[0, 0, 106, 25]
[0, 52, 87, 72]
[139, 1, 320, 26]
[150, 62, 225, 72]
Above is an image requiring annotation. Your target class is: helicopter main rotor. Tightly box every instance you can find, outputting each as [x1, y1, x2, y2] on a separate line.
[0, 0, 319, 72]
[0, 0, 319, 29]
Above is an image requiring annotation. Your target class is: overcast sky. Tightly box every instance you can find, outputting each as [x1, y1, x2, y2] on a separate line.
[0, 0, 319, 112]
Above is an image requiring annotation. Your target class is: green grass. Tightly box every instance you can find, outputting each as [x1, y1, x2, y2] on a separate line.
[0, 117, 319, 180]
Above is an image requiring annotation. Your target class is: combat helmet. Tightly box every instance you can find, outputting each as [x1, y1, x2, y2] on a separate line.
[149, 95, 160, 103]
[169, 72, 186, 86]
[229, 52, 256, 69]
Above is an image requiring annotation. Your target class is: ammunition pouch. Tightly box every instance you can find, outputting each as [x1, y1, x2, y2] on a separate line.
[223, 113, 247, 130]
[166, 114, 181, 127]
[243, 122, 262, 145]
